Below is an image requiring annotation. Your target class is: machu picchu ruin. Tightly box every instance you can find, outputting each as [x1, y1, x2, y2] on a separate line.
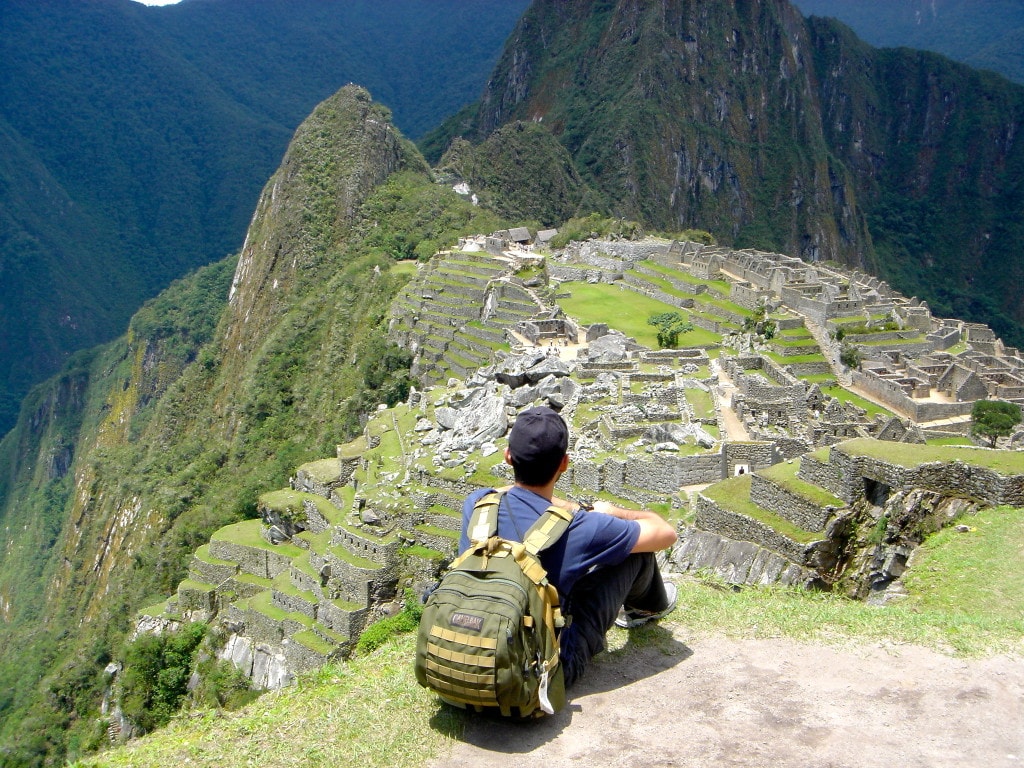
[139, 231, 1024, 690]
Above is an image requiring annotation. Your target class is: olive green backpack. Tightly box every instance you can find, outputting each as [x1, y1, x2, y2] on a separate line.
[414, 491, 573, 718]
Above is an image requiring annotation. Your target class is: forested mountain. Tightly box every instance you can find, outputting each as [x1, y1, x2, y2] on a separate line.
[0, 84, 510, 766]
[792, 0, 1024, 85]
[424, 0, 1024, 347]
[0, 0, 529, 435]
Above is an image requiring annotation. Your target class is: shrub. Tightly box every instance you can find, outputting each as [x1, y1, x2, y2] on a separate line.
[355, 590, 424, 655]
[119, 622, 207, 733]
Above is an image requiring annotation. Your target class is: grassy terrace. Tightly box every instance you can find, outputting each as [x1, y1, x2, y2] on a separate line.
[296, 458, 340, 484]
[641, 260, 731, 296]
[685, 388, 716, 420]
[338, 435, 368, 460]
[193, 544, 236, 568]
[702, 474, 824, 544]
[273, 571, 318, 605]
[559, 282, 679, 347]
[822, 386, 894, 419]
[772, 337, 821, 349]
[238, 589, 313, 628]
[211, 520, 304, 559]
[558, 281, 726, 348]
[837, 438, 1024, 474]
[758, 461, 845, 508]
[764, 351, 827, 365]
[261, 489, 345, 527]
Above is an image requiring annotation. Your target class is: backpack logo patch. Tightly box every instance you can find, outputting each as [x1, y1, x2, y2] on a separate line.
[450, 612, 484, 632]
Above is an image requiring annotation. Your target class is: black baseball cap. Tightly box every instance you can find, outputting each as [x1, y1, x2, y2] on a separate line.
[508, 406, 569, 469]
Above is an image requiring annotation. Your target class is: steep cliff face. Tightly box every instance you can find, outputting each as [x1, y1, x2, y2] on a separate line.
[445, 0, 870, 264]
[808, 18, 1024, 338]
[0, 87, 435, 764]
[430, 0, 1024, 345]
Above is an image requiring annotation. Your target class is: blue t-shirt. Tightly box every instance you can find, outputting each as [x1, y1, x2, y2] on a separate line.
[459, 486, 640, 596]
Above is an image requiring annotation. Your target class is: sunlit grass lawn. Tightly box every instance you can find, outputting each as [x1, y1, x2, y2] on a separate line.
[558, 282, 721, 348]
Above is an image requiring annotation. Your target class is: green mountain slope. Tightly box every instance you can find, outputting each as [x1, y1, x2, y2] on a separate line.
[0, 86, 505, 767]
[792, 0, 1024, 85]
[423, 0, 1024, 347]
[0, 0, 529, 435]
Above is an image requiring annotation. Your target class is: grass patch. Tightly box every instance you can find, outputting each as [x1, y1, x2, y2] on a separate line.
[902, 505, 1024, 626]
[296, 458, 341, 484]
[86, 504, 1024, 768]
[76, 634, 463, 768]
[702, 475, 823, 543]
[684, 388, 715, 420]
[837, 438, 1024, 474]
[211, 520, 304, 559]
[925, 436, 974, 446]
[558, 282, 679, 348]
[822, 386, 894, 419]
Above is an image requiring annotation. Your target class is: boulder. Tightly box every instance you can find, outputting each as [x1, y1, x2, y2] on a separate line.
[525, 355, 571, 383]
[586, 331, 629, 362]
[434, 407, 458, 431]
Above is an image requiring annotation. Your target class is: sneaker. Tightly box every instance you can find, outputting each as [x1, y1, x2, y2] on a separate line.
[615, 582, 677, 628]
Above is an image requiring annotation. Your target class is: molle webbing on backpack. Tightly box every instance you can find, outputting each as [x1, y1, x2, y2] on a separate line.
[414, 491, 573, 718]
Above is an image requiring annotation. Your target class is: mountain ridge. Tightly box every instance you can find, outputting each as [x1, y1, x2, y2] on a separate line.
[424, 0, 1024, 347]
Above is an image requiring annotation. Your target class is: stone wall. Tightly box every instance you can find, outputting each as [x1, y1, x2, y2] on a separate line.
[670, 528, 815, 587]
[694, 494, 822, 565]
[208, 539, 294, 581]
[749, 474, 833, 531]
[851, 370, 974, 422]
[796, 453, 845, 498]
[580, 239, 670, 264]
[722, 441, 776, 475]
[828, 444, 1024, 507]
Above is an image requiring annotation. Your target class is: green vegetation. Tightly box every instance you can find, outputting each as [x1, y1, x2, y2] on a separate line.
[559, 282, 722, 348]
[80, 498, 1024, 766]
[648, 312, 695, 349]
[355, 590, 424, 655]
[120, 623, 208, 734]
[838, 438, 1024, 474]
[0, 0, 529, 436]
[558, 283, 679, 347]
[548, 214, 644, 249]
[902, 505, 1024, 624]
[822, 386, 894, 419]
[971, 400, 1022, 447]
[437, 125, 588, 226]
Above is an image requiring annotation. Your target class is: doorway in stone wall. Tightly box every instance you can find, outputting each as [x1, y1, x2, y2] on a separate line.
[864, 477, 890, 507]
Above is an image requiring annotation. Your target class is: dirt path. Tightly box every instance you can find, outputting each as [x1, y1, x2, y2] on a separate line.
[427, 626, 1024, 768]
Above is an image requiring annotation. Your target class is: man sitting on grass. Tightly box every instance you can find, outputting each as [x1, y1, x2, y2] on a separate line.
[459, 406, 678, 688]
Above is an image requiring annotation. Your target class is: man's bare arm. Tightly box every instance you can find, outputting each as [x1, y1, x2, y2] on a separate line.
[591, 500, 678, 553]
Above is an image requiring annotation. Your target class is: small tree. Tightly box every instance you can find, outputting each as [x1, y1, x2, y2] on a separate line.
[839, 342, 861, 370]
[648, 312, 694, 349]
[971, 399, 1022, 447]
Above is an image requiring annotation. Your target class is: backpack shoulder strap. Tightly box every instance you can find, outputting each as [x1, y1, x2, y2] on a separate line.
[466, 490, 502, 544]
[522, 503, 574, 556]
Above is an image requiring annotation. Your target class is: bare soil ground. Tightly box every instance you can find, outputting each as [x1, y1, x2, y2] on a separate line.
[428, 626, 1024, 768]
